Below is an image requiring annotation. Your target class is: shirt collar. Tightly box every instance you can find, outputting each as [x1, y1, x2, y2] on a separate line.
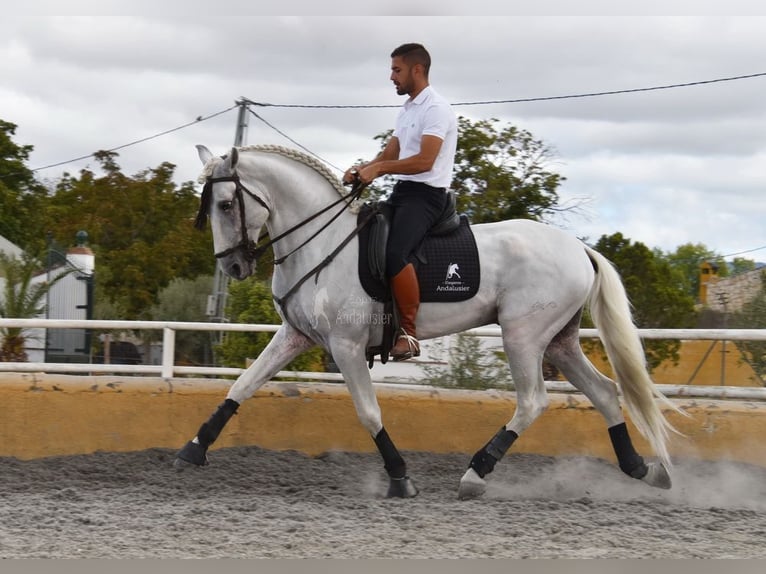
[407, 85, 433, 106]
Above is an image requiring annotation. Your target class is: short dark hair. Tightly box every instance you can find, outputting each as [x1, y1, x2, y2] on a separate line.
[391, 43, 431, 76]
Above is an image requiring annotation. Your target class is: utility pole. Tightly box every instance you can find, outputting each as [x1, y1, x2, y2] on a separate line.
[718, 292, 729, 386]
[233, 98, 249, 147]
[208, 99, 250, 357]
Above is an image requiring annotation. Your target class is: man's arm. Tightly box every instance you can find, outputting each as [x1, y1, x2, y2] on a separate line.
[354, 134, 443, 184]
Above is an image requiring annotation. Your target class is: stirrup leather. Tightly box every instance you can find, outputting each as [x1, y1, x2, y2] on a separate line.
[392, 329, 420, 360]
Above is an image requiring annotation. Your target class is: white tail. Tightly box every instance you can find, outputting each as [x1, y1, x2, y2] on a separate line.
[584, 246, 680, 468]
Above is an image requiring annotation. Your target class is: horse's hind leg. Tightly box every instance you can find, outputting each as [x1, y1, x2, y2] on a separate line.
[174, 323, 315, 469]
[458, 339, 548, 500]
[544, 310, 671, 489]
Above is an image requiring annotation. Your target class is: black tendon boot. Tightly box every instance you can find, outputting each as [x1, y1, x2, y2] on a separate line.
[469, 427, 518, 478]
[608, 422, 648, 479]
[175, 399, 239, 468]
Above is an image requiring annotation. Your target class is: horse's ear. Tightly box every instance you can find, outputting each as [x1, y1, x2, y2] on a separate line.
[230, 147, 239, 170]
[196, 145, 213, 165]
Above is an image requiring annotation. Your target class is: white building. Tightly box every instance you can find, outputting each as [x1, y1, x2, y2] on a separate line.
[1, 232, 94, 363]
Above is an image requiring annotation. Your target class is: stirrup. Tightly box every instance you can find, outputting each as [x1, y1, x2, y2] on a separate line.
[392, 331, 420, 361]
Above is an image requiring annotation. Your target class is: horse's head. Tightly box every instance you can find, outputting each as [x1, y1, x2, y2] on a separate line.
[195, 145, 270, 280]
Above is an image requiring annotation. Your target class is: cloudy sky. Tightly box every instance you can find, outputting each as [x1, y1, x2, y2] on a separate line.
[3, 8, 765, 261]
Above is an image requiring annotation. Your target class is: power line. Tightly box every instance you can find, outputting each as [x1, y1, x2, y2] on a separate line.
[248, 109, 344, 173]
[244, 71, 766, 109]
[251, 108, 766, 260]
[27, 104, 238, 174]
[16, 70, 766, 176]
[720, 245, 766, 259]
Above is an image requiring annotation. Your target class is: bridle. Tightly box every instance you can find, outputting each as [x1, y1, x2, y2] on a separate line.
[194, 169, 373, 317]
[196, 171, 367, 264]
[195, 174, 272, 262]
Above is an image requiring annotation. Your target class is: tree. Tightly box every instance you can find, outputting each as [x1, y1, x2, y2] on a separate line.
[0, 119, 47, 250]
[451, 117, 565, 223]
[0, 253, 70, 361]
[588, 233, 697, 371]
[367, 116, 567, 222]
[215, 277, 325, 372]
[146, 276, 215, 366]
[660, 243, 734, 302]
[422, 332, 511, 390]
[661, 243, 721, 301]
[42, 151, 216, 319]
[729, 257, 757, 276]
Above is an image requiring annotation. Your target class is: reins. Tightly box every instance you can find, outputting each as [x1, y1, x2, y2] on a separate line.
[272, 205, 376, 314]
[197, 169, 372, 320]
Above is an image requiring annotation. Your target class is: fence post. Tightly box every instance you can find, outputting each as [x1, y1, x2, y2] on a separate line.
[162, 327, 175, 379]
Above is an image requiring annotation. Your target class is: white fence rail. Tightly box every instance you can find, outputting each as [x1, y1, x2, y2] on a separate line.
[1, 318, 765, 400]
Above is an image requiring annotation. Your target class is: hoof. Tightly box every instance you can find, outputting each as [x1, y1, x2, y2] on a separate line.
[640, 461, 672, 490]
[174, 440, 208, 470]
[458, 467, 486, 500]
[386, 476, 419, 498]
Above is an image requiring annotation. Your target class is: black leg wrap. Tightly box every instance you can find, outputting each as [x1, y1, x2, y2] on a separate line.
[176, 440, 209, 466]
[197, 398, 239, 448]
[469, 427, 518, 479]
[608, 422, 648, 479]
[373, 427, 407, 479]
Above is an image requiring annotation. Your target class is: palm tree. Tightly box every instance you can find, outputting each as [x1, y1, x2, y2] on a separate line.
[0, 252, 70, 361]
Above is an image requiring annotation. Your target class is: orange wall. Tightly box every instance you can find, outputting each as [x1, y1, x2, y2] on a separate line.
[587, 340, 761, 387]
[1, 373, 764, 468]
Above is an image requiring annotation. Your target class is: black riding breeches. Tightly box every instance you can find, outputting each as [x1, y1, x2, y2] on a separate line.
[385, 181, 448, 277]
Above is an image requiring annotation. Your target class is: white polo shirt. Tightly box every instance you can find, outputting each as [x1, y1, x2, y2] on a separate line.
[393, 85, 458, 189]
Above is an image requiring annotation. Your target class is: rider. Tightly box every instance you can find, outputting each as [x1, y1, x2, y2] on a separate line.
[344, 43, 458, 361]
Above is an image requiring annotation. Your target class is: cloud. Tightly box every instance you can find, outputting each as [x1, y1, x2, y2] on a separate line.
[2, 15, 765, 260]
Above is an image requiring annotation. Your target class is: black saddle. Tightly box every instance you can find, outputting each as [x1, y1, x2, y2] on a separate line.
[356, 192, 480, 365]
[357, 191, 480, 304]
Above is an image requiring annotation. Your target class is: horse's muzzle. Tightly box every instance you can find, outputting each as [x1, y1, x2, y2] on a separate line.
[226, 259, 253, 281]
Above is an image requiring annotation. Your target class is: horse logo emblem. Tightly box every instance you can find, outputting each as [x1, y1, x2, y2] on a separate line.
[446, 263, 461, 281]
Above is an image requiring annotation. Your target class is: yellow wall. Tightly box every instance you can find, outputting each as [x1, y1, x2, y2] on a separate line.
[1, 373, 764, 468]
[587, 340, 761, 387]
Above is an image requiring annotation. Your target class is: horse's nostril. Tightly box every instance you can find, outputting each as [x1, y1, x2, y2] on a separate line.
[231, 263, 241, 278]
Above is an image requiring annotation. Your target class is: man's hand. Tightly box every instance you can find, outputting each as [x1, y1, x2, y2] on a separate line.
[342, 167, 360, 185]
[343, 164, 379, 185]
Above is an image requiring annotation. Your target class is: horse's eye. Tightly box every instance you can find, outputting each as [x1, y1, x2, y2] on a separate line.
[219, 200, 234, 212]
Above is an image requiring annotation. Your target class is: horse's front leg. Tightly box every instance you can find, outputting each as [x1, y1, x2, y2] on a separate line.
[174, 323, 315, 469]
[329, 335, 418, 498]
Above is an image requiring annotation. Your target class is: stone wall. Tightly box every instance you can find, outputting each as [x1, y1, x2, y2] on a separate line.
[706, 268, 765, 312]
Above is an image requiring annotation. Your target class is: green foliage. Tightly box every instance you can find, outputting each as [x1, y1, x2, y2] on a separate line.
[215, 277, 325, 371]
[147, 275, 215, 366]
[422, 333, 511, 390]
[0, 252, 71, 361]
[587, 233, 697, 372]
[729, 271, 766, 386]
[0, 120, 48, 250]
[451, 117, 564, 223]
[729, 257, 756, 276]
[40, 151, 216, 319]
[660, 243, 728, 302]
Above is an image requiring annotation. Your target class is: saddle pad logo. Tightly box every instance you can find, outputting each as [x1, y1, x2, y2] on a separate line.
[438, 262, 470, 294]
